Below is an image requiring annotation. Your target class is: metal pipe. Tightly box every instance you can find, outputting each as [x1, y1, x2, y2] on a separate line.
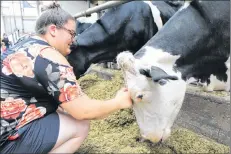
[36, 1, 40, 16]
[8, 7, 14, 43]
[87, 0, 90, 8]
[12, 1, 17, 40]
[74, 0, 133, 19]
[19, 1, 24, 33]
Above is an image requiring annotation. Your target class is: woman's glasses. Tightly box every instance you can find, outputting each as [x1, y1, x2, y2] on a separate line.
[59, 27, 76, 39]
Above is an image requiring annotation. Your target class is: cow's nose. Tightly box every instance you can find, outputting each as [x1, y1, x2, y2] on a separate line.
[143, 133, 163, 143]
[137, 94, 143, 99]
[148, 136, 163, 143]
[71, 36, 78, 46]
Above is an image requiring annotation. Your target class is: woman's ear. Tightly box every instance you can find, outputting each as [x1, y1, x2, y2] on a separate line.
[47, 24, 57, 37]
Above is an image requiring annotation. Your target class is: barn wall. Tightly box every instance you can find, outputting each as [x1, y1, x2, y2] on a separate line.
[57, 1, 96, 16]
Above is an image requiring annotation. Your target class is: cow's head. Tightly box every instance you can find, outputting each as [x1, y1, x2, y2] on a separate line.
[117, 51, 186, 143]
[68, 40, 121, 78]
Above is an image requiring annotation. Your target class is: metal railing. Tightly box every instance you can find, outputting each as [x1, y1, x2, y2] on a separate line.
[74, 1, 133, 19]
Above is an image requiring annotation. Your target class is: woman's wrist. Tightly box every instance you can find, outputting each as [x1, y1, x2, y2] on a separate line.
[109, 98, 122, 110]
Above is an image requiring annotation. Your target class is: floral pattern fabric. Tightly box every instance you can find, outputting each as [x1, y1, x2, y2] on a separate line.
[0, 36, 83, 145]
[2, 51, 34, 78]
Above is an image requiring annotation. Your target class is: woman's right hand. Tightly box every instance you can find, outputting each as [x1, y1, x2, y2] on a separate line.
[114, 87, 133, 109]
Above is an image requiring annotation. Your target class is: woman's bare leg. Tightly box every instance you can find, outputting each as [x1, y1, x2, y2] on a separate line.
[49, 111, 90, 153]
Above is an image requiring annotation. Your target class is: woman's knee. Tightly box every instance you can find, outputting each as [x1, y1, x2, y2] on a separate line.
[74, 120, 90, 138]
[57, 111, 90, 138]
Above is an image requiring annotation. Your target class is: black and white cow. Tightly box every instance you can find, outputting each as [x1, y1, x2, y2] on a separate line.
[116, 0, 230, 143]
[134, 0, 230, 91]
[68, 1, 183, 78]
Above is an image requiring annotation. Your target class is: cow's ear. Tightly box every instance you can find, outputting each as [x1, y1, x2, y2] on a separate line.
[139, 66, 178, 85]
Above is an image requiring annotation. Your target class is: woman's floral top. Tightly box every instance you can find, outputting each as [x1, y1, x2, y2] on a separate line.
[0, 36, 83, 145]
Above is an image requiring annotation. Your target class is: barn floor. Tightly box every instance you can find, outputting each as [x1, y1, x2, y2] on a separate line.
[75, 67, 229, 153]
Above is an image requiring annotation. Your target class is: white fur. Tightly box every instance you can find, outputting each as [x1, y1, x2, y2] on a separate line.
[186, 77, 198, 84]
[203, 57, 230, 92]
[143, 1, 163, 30]
[117, 50, 186, 143]
[140, 46, 180, 65]
[179, 1, 192, 11]
[139, 46, 182, 79]
[77, 12, 98, 24]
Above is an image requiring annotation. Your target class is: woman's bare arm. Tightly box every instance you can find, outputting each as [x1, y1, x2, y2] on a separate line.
[40, 48, 132, 120]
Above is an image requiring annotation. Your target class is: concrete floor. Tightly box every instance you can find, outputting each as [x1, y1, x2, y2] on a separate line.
[175, 85, 230, 145]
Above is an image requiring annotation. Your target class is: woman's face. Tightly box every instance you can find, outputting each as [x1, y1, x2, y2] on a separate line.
[55, 19, 76, 56]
